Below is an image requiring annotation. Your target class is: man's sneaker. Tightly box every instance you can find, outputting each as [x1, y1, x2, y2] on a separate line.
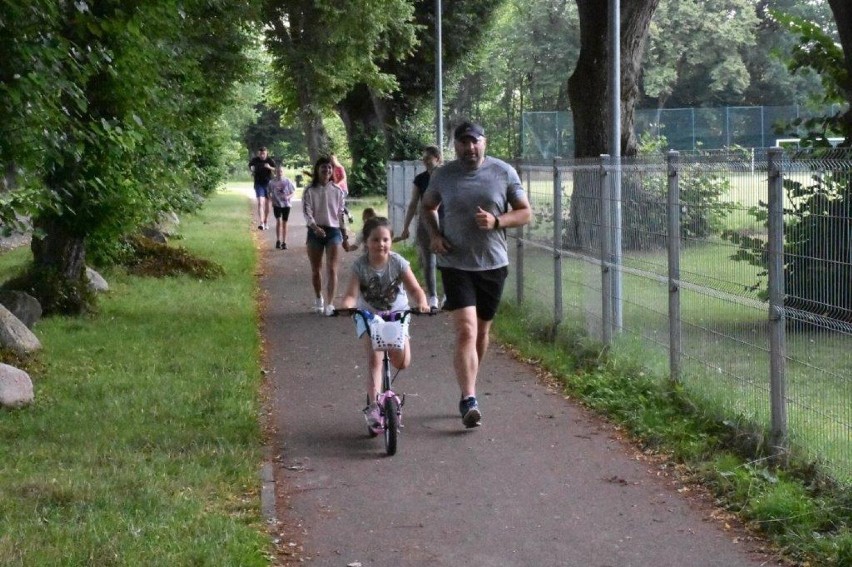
[281, 242, 287, 250]
[313, 298, 324, 314]
[275, 240, 281, 249]
[263, 222, 269, 230]
[258, 223, 264, 230]
[428, 295, 439, 310]
[459, 396, 482, 428]
[323, 304, 335, 317]
[364, 403, 382, 434]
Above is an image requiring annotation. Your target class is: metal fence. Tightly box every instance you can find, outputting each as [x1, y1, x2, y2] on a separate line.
[521, 105, 848, 158]
[387, 149, 852, 485]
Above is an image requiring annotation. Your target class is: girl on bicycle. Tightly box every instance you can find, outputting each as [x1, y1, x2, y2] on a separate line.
[339, 216, 430, 429]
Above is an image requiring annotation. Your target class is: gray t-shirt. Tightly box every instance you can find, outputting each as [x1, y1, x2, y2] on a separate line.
[424, 156, 525, 271]
[352, 251, 411, 312]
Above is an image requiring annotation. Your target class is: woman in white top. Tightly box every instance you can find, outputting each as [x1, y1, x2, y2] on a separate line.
[302, 156, 348, 315]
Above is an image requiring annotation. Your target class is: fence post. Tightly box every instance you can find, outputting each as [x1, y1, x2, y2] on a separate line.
[553, 159, 564, 331]
[600, 155, 612, 346]
[516, 162, 525, 306]
[667, 151, 682, 385]
[767, 148, 788, 461]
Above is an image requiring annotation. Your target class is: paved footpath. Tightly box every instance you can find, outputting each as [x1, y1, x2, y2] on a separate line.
[256, 196, 781, 566]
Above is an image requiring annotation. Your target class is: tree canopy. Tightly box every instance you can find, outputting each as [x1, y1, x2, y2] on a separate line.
[1, 0, 256, 313]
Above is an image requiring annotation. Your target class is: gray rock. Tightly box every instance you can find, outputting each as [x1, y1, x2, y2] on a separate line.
[0, 363, 34, 408]
[86, 267, 109, 292]
[0, 290, 42, 329]
[140, 226, 168, 244]
[156, 211, 180, 236]
[0, 304, 41, 355]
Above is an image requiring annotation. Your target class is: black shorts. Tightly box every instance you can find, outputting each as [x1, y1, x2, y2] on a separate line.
[273, 206, 291, 220]
[439, 266, 508, 321]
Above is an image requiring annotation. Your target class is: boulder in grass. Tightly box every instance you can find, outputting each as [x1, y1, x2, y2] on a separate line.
[156, 211, 180, 236]
[0, 363, 34, 408]
[86, 267, 109, 292]
[0, 304, 41, 355]
[140, 226, 168, 244]
[0, 290, 42, 329]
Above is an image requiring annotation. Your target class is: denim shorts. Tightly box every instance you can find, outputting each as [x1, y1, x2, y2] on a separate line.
[306, 226, 343, 248]
[254, 182, 269, 198]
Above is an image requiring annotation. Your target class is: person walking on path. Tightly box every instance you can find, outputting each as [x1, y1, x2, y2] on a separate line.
[343, 207, 377, 252]
[303, 156, 348, 316]
[267, 166, 296, 250]
[330, 153, 348, 193]
[339, 216, 429, 431]
[249, 147, 276, 230]
[421, 121, 532, 428]
[397, 145, 442, 310]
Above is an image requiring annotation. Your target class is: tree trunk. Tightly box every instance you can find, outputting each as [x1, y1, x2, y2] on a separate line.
[564, 0, 660, 250]
[337, 83, 389, 196]
[296, 99, 329, 164]
[29, 213, 90, 314]
[828, 0, 852, 142]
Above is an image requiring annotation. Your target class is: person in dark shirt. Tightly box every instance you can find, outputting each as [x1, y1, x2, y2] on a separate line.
[398, 145, 442, 309]
[248, 147, 276, 230]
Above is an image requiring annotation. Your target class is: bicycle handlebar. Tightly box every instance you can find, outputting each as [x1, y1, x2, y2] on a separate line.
[329, 307, 436, 318]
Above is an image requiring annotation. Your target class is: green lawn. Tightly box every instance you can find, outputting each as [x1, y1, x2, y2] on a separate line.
[505, 239, 852, 485]
[0, 188, 270, 564]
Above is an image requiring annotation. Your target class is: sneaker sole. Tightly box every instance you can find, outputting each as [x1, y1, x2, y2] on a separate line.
[462, 408, 482, 428]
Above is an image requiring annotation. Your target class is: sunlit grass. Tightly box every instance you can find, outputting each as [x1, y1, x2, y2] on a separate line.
[505, 240, 852, 485]
[0, 190, 269, 565]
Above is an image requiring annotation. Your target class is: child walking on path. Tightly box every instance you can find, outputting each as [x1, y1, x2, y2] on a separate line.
[339, 217, 429, 431]
[343, 207, 376, 252]
[267, 166, 296, 250]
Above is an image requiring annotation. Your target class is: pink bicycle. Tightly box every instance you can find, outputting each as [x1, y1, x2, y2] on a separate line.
[332, 308, 431, 456]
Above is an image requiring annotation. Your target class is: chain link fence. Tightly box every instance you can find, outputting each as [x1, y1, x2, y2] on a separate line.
[521, 105, 847, 158]
[388, 149, 852, 485]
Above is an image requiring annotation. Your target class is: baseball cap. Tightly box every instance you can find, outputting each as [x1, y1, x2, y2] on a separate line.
[453, 121, 485, 141]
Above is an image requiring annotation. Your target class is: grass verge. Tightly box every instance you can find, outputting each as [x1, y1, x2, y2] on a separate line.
[492, 301, 852, 567]
[0, 191, 270, 565]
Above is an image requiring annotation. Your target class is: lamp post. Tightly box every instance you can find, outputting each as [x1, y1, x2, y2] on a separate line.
[609, 0, 623, 332]
[435, 0, 444, 150]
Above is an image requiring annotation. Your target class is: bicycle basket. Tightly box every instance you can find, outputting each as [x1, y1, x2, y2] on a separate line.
[368, 316, 408, 351]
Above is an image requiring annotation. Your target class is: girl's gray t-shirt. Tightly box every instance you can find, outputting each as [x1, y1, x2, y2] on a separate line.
[353, 251, 411, 312]
[425, 156, 525, 271]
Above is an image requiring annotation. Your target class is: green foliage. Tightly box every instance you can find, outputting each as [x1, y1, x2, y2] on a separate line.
[723, 169, 852, 319]
[707, 455, 852, 565]
[772, 10, 851, 144]
[348, 126, 389, 197]
[442, 0, 574, 157]
[264, 0, 417, 123]
[0, 0, 255, 311]
[723, 12, 852, 313]
[644, 0, 758, 107]
[783, 172, 852, 320]
[549, 133, 733, 251]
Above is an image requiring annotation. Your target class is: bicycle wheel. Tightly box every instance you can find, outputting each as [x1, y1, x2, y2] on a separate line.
[383, 396, 400, 456]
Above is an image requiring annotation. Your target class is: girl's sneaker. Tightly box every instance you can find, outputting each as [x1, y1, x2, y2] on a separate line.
[364, 403, 382, 435]
[313, 297, 324, 314]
